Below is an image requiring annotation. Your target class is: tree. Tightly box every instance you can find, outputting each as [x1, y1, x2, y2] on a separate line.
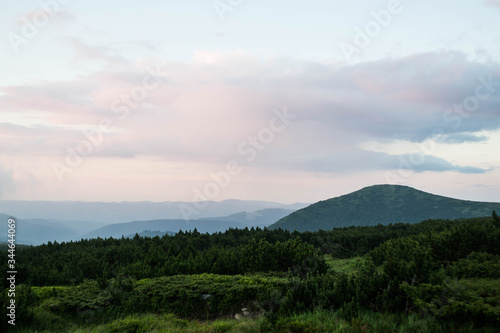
[493, 210, 500, 227]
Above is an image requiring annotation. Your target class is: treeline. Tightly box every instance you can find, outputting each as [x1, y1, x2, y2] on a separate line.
[1, 217, 487, 288]
[1, 213, 499, 331]
[261, 213, 500, 326]
[3, 232, 326, 287]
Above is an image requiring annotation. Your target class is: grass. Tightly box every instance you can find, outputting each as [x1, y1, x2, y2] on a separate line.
[11, 297, 500, 332]
[57, 310, 496, 333]
[286, 309, 497, 333]
[9, 266, 499, 332]
[19, 313, 264, 333]
[323, 255, 364, 275]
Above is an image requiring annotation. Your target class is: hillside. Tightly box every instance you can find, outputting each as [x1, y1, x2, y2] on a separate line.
[0, 214, 104, 245]
[0, 208, 296, 244]
[199, 208, 293, 227]
[124, 230, 176, 238]
[269, 185, 500, 232]
[83, 219, 249, 239]
[82, 208, 295, 239]
[6, 215, 500, 332]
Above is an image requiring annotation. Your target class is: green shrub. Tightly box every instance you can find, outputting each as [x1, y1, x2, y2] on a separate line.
[402, 279, 500, 325]
[447, 252, 500, 278]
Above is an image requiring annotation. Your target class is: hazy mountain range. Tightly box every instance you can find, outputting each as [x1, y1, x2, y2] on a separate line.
[0, 204, 298, 245]
[0, 199, 306, 223]
[269, 185, 500, 232]
[2, 185, 500, 244]
[83, 208, 294, 239]
[0, 213, 106, 245]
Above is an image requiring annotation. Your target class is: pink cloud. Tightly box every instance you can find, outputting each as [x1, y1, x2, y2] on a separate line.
[1, 51, 498, 175]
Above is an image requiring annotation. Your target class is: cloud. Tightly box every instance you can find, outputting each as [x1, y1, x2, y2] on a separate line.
[405, 154, 489, 174]
[0, 164, 14, 198]
[270, 148, 489, 174]
[60, 37, 129, 66]
[0, 122, 86, 155]
[471, 184, 499, 188]
[14, 9, 76, 26]
[438, 133, 489, 144]
[50, 10, 76, 24]
[484, 0, 500, 10]
[0, 51, 498, 176]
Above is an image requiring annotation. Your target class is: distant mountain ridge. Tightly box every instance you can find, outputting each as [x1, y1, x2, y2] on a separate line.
[199, 208, 293, 227]
[0, 199, 305, 244]
[124, 230, 175, 238]
[0, 207, 297, 244]
[83, 208, 294, 240]
[0, 199, 307, 223]
[83, 219, 248, 239]
[269, 185, 500, 232]
[0, 213, 105, 245]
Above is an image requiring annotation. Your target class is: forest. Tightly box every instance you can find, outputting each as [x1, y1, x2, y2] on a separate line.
[1, 212, 500, 332]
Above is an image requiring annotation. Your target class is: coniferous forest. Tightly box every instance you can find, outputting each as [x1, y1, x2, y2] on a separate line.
[1, 212, 499, 332]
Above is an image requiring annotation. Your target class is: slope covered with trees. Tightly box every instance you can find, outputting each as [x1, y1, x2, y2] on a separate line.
[1, 212, 499, 332]
[270, 184, 500, 232]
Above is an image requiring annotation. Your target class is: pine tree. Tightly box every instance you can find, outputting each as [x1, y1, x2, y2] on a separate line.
[493, 210, 500, 227]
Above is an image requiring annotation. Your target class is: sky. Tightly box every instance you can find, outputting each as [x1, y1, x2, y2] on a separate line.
[0, 0, 499, 204]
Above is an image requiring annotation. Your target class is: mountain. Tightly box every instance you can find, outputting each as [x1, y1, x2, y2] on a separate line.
[0, 214, 82, 245]
[0, 206, 301, 244]
[269, 185, 500, 232]
[0, 199, 308, 224]
[83, 208, 293, 240]
[124, 230, 175, 238]
[199, 208, 293, 227]
[83, 219, 249, 239]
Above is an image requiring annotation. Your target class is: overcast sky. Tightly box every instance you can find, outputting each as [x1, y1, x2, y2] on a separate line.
[0, 0, 499, 204]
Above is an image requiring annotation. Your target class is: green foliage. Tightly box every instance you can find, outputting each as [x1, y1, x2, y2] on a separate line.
[260, 216, 499, 320]
[402, 279, 500, 325]
[267, 308, 488, 333]
[323, 255, 363, 275]
[447, 252, 500, 278]
[5, 274, 287, 328]
[493, 210, 500, 227]
[129, 274, 288, 318]
[3, 214, 500, 332]
[274, 317, 318, 332]
[1, 284, 36, 331]
[303, 218, 479, 258]
[2, 231, 326, 288]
